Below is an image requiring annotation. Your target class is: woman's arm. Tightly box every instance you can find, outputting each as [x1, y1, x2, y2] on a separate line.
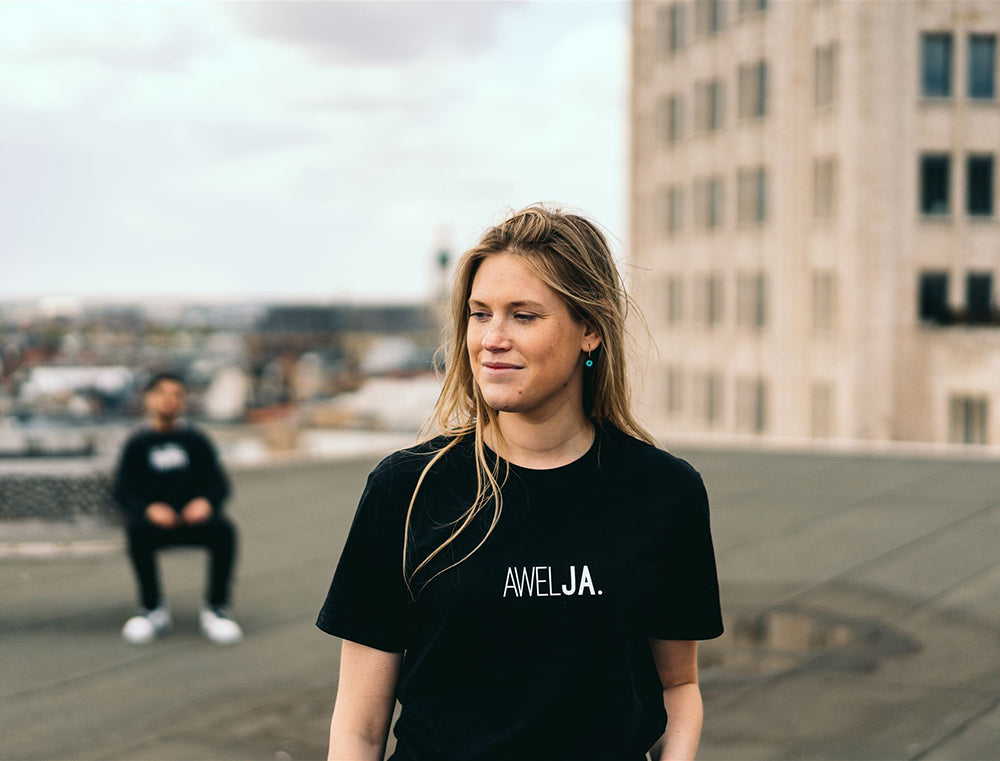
[328, 639, 403, 761]
[646, 639, 703, 761]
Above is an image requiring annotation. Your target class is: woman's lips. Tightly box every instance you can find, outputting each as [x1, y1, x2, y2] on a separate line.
[482, 362, 522, 373]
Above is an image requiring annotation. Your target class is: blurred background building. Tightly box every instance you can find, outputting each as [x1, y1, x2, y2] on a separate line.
[0, 274, 447, 459]
[630, 0, 1000, 446]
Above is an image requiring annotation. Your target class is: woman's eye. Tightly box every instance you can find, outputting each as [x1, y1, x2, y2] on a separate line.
[513, 313, 537, 323]
[469, 311, 490, 321]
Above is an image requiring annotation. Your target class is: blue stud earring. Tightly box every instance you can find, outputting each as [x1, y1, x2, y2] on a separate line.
[585, 350, 594, 368]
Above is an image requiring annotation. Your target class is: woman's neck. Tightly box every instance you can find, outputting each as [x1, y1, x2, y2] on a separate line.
[489, 410, 594, 470]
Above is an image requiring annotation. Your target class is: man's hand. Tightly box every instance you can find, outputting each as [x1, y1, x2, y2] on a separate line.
[180, 497, 213, 525]
[146, 502, 179, 529]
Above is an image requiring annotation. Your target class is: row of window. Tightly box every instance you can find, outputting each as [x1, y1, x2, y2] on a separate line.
[660, 274, 748, 327]
[649, 149, 991, 235]
[655, 0, 768, 57]
[654, 41, 838, 146]
[664, 367, 769, 433]
[922, 32, 996, 99]
[666, 373, 841, 437]
[918, 270, 997, 325]
[656, 61, 768, 143]
[656, 270, 838, 332]
[653, 157, 839, 236]
[662, 373, 988, 443]
[920, 153, 994, 217]
[656, 168, 766, 234]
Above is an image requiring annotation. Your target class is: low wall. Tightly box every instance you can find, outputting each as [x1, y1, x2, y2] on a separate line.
[0, 430, 416, 522]
[0, 461, 120, 522]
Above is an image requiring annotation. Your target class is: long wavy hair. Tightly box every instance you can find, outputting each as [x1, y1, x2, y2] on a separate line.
[403, 204, 653, 596]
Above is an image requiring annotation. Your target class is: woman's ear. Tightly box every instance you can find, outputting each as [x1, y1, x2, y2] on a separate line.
[582, 323, 602, 352]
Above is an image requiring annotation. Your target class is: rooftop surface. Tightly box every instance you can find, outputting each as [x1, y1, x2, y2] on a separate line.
[2, 446, 998, 760]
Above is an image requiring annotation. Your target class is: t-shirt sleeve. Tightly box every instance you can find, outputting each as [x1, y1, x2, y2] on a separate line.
[644, 466, 724, 641]
[114, 436, 150, 518]
[316, 464, 411, 653]
[191, 431, 231, 512]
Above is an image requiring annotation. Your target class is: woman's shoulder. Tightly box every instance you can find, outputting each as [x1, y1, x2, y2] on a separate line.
[367, 433, 474, 487]
[600, 424, 704, 489]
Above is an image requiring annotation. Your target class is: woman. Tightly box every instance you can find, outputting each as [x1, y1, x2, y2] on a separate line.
[317, 204, 723, 761]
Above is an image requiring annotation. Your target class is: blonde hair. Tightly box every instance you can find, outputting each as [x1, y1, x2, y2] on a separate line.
[403, 204, 653, 595]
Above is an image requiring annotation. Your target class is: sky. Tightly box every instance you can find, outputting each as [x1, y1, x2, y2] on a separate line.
[0, 1, 629, 303]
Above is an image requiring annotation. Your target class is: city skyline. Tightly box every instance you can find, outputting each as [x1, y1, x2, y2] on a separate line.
[0, 1, 628, 301]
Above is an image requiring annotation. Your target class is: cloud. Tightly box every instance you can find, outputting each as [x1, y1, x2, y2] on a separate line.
[0, 1, 629, 300]
[194, 120, 324, 159]
[0, 4, 210, 72]
[228, 1, 516, 65]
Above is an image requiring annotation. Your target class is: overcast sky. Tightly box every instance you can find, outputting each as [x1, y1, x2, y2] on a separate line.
[0, 1, 629, 303]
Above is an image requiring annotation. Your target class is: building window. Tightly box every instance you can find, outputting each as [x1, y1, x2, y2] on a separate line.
[697, 371, 724, 425]
[670, 3, 687, 53]
[949, 395, 988, 444]
[738, 0, 767, 18]
[695, 0, 725, 36]
[966, 272, 993, 323]
[668, 185, 684, 235]
[698, 274, 724, 326]
[738, 60, 768, 119]
[813, 157, 838, 221]
[814, 43, 838, 108]
[918, 270, 950, 324]
[695, 79, 725, 132]
[920, 154, 950, 215]
[694, 175, 725, 230]
[967, 154, 994, 216]
[709, 80, 724, 129]
[709, 275, 724, 325]
[655, 187, 671, 240]
[811, 382, 834, 438]
[667, 275, 684, 324]
[737, 271, 767, 328]
[812, 270, 837, 333]
[666, 365, 684, 413]
[668, 94, 684, 143]
[922, 32, 953, 97]
[968, 34, 996, 99]
[737, 167, 767, 226]
[694, 83, 708, 131]
[736, 377, 767, 433]
[656, 6, 672, 58]
[655, 97, 670, 147]
[710, 176, 724, 228]
[693, 178, 706, 229]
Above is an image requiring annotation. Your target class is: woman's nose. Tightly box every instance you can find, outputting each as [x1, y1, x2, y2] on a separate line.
[482, 317, 510, 350]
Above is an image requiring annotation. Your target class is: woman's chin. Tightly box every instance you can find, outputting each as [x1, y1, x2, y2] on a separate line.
[482, 394, 526, 414]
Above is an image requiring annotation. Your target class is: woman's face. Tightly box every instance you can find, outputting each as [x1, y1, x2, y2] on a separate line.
[466, 253, 599, 421]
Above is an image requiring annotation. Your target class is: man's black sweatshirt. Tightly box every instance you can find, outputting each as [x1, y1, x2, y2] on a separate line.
[114, 424, 230, 520]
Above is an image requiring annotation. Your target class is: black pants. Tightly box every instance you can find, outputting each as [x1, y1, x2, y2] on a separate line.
[126, 516, 237, 610]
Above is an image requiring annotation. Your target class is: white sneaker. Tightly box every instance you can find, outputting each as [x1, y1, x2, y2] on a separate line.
[199, 605, 243, 645]
[122, 605, 171, 644]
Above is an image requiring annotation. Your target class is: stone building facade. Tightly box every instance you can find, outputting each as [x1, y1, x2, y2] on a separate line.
[630, 0, 1000, 445]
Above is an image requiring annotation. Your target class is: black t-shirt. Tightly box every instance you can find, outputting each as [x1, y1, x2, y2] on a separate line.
[317, 425, 723, 761]
[114, 424, 231, 519]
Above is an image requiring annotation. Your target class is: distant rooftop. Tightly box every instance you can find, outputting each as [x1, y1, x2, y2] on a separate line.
[256, 303, 437, 334]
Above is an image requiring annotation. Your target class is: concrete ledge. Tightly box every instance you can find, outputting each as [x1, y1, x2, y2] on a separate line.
[0, 430, 414, 522]
[0, 468, 119, 521]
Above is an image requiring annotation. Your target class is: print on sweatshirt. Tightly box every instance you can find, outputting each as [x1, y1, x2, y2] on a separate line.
[148, 443, 191, 472]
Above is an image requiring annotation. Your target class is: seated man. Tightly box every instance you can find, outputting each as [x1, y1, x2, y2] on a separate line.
[114, 371, 242, 645]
